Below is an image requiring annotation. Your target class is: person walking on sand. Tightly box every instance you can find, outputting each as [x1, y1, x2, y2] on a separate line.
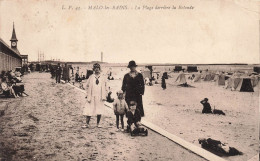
[82, 63, 108, 128]
[63, 63, 70, 83]
[122, 60, 145, 117]
[55, 63, 62, 83]
[161, 74, 166, 90]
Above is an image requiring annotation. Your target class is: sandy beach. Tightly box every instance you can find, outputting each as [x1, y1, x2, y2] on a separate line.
[107, 72, 259, 161]
[74, 66, 259, 161]
[0, 72, 206, 161]
[107, 71, 259, 161]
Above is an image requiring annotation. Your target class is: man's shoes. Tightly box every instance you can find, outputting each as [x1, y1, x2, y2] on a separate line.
[97, 124, 102, 128]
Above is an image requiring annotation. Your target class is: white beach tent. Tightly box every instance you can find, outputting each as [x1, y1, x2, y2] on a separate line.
[193, 72, 202, 82]
[175, 71, 187, 84]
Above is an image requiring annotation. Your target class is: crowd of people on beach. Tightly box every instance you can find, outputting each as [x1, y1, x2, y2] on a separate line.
[47, 60, 259, 134]
[0, 70, 28, 98]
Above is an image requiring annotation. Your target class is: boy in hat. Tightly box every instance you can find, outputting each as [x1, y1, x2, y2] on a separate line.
[200, 98, 212, 114]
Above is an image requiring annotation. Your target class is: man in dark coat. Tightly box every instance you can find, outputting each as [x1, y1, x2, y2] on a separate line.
[63, 63, 70, 83]
[122, 60, 145, 117]
[161, 75, 166, 90]
[56, 63, 62, 83]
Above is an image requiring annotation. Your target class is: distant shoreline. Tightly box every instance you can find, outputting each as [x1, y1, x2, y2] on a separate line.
[28, 61, 259, 67]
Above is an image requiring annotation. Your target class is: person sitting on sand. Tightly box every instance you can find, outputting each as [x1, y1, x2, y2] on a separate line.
[106, 87, 114, 103]
[200, 98, 212, 114]
[0, 77, 18, 98]
[113, 90, 128, 132]
[127, 101, 142, 132]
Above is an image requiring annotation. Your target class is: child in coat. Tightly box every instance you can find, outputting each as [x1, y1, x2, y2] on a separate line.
[113, 90, 128, 131]
[127, 101, 142, 132]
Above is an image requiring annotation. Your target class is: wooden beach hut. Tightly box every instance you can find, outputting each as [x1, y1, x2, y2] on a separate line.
[187, 66, 198, 73]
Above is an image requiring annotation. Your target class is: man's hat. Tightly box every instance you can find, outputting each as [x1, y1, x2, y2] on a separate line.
[204, 98, 208, 101]
[127, 60, 137, 68]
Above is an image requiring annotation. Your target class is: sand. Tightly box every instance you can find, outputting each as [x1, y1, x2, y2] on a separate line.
[104, 71, 259, 161]
[0, 72, 206, 161]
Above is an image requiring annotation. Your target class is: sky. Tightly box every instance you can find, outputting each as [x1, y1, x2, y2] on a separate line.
[0, 0, 259, 64]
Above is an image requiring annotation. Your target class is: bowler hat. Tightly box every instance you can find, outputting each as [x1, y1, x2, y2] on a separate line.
[127, 60, 137, 68]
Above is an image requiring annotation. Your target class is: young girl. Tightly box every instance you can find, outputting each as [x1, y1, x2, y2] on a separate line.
[82, 63, 107, 128]
[113, 90, 128, 131]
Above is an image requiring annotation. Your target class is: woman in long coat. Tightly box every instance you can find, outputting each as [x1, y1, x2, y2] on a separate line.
[161, 75, 166, 90]
[122, 61, 145, 117]
[62, 63, 70, 83]
[82, 63, 108, 128]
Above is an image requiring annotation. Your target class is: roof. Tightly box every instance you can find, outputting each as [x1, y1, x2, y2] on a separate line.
[0, 37, 21, 58]
[10, 23, 18, 41]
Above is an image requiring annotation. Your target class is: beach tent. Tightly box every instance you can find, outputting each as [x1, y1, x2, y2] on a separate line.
[236, 78, 254, 92]
[204, 73, 215, 81]
[216, 74, 225, 86]
[174, 66, 182, 72]
[226, 77, 241, 89]
[142, 69, 151, 79]
[193, 73, 202, 82]
[226, 77, 254, 92]
[213, 74, 218, 81]
[250, 75, 259, 87]
[201, 71, 208, 79]
[175, 72, 186, 84]
[187, 66, 198, 73]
